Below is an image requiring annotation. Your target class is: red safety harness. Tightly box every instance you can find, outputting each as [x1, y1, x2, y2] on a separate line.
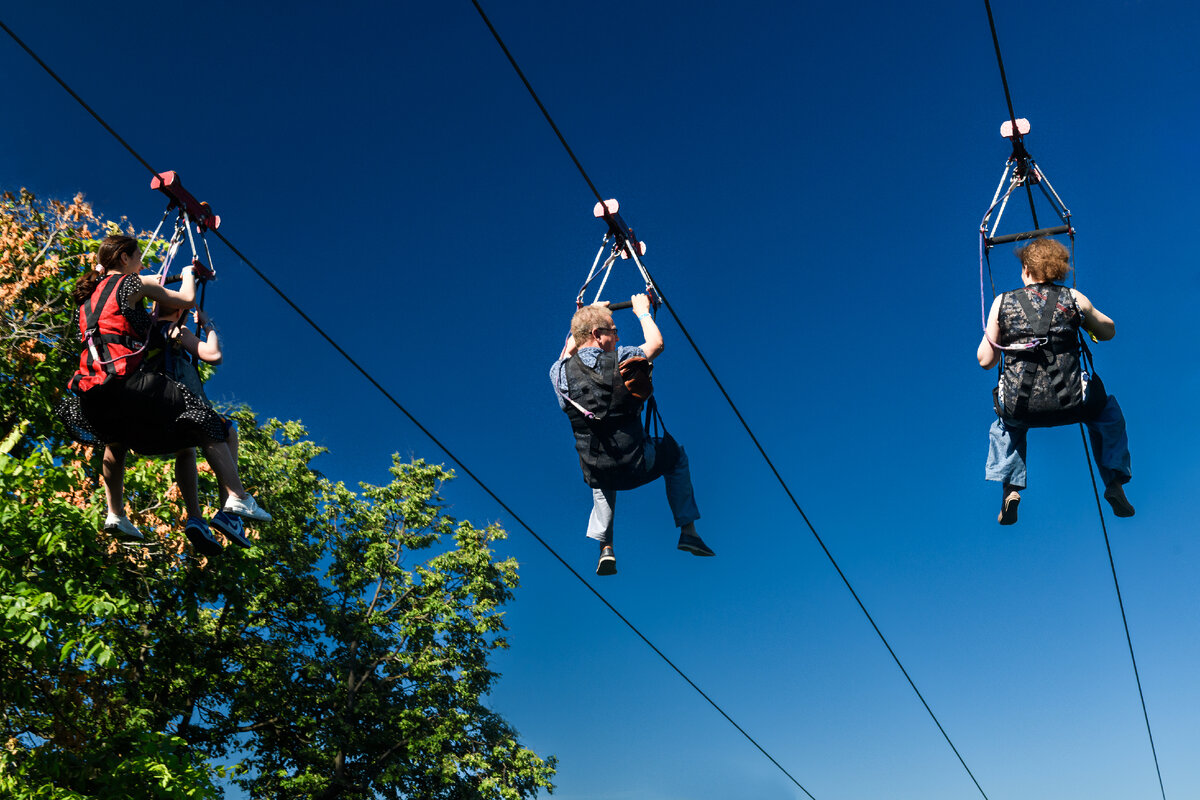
[69, 274, 146, 393]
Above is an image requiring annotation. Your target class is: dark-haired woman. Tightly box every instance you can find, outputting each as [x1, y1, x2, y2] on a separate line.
[57, 234, 269, 553]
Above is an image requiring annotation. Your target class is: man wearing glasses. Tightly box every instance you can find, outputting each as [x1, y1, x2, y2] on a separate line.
[551, 293, 714, 576]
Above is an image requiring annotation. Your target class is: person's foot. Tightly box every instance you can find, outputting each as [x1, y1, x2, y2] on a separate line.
[998, 490, 1021, 525]
[677, 527, 715, 557]
[104, 512, 144, 541]
[185, 517, 224, 557]
[596, 545, 617, 576]
[223, 493, 272, 522]
[1104, 483, 1135, 517]
[210, 511, 253, 548]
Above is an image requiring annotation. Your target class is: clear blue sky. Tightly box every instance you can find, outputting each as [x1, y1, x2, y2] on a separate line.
[3, 2, 1199, 798]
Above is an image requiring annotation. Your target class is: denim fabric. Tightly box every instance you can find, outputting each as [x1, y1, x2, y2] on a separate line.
[585, 440, 700, 545]
[985, 395, 1131, 490]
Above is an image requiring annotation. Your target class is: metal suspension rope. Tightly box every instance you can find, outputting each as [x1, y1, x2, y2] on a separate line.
[468, 0, 604, 206]
[980, 5, 1167, 797]
[466, 2, 991, 797]
[0, 15, 818, 799]
[982, 0, 1039, 226]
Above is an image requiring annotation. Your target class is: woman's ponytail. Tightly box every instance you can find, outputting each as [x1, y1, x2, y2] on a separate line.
[72, 235, 138, 305]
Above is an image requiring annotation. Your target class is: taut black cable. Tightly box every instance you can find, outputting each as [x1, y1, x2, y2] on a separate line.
[982, 0, 1040, 227]
[466, 2, 990, 797]
[0, 20, 157, 178]
[981, 4, 1167, 796]
[468, 0, 604, 206]
[1078, 427, 1168, 800]
[0, 15, 817, 800]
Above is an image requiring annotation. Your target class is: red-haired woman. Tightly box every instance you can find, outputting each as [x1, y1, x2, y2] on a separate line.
[977, 238, 1133, 525]
[57, 234, 268, 554]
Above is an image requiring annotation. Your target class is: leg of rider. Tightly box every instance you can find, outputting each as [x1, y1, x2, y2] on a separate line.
[201, 438, 246, 500]
[662, 446, 700, 529]
[985, 418, 1027, 491]
[101, 444, 127, 516]
[587, 487, 616, 546]
[218, 420, 239, 508]
[175, 448, 203, 520]
[1086, 395, 1131, 489]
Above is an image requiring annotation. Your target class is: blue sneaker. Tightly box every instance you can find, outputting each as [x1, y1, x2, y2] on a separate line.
[185, 517, 223, 557]
[210, 511, 253, 549]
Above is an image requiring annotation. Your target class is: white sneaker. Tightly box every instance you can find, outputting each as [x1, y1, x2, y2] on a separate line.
[223, 493, 271, 522]
[104, 512, 145, 541]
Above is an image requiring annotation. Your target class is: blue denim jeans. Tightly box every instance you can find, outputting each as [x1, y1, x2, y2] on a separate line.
[986, 395, 1131, 490]
[586, 440, 701, 545]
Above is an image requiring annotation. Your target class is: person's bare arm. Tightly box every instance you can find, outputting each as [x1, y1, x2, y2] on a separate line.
[630, 293, 663, 360]
[1072, 289, 1115, 341]
[977, 295, 1002, 369]
[190, 309, 223, 364]
[134, 266, 196, 309]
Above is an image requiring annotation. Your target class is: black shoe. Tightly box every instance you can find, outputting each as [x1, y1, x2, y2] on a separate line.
[596, 546, 617, 576]
[998, 491, 1021, 525]
[1104, 483, 1135, 517]
[677, 531, 715, 557]
[186, 517, 224, 557]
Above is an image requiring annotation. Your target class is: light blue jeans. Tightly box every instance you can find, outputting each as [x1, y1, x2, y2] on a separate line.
[586, 440, 701, 546]
[986, 395, 1131, 490]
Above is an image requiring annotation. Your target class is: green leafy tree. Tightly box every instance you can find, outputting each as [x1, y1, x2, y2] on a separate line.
[0, 189, 555, 799]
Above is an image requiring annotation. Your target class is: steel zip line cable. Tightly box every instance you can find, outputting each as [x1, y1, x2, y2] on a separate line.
[981, 4, 1167, 797]
[1079, 429, 1168, 800]
[0, 16, 819, 800]
[983, 0, 1039, 227]
[466, 1, 992, 798]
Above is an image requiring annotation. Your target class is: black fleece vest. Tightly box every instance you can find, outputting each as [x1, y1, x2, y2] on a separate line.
[562, 352, 656, 490]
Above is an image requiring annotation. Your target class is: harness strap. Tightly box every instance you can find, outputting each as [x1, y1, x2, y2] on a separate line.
[555, 355, 598, 419]
[643, 394, 667, 438]
[1012, 286, 1061, 418]
[93, 332, 141, 348]
[81, 275, 125, 368]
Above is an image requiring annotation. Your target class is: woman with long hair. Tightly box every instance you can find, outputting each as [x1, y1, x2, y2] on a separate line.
[57, 234, 268, 554]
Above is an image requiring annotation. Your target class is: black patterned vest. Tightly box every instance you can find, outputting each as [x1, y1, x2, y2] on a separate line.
[994, 283, 1105, 426]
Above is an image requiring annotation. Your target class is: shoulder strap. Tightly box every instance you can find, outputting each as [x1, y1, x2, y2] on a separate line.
[80, 275, 124, 364]
[81, 275, 122, 332]
[1011, 287, 1062, 418]
[1014, 285, 1060, 340]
